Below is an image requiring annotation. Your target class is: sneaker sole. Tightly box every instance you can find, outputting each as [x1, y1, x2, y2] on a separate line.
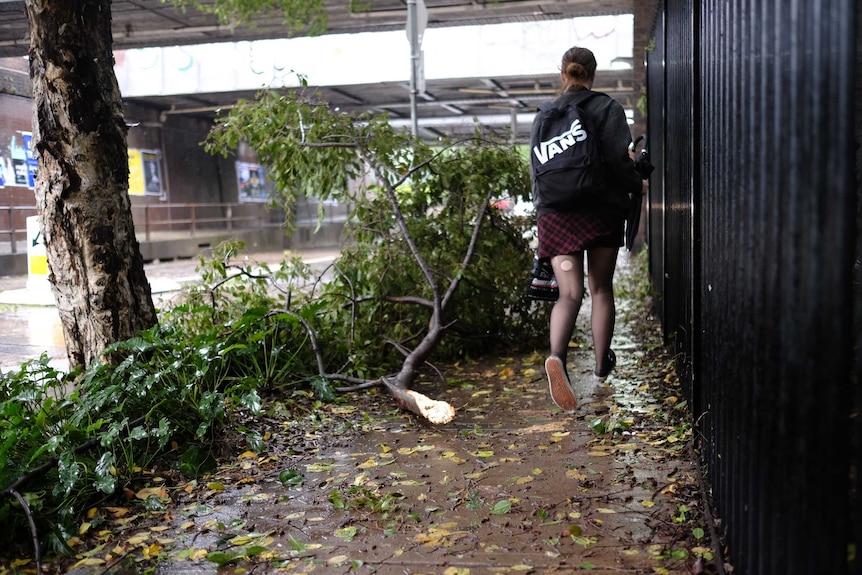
[545, 356, 577, 412]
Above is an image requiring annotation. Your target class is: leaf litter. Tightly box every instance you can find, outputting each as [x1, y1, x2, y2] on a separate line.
[4, 259, 722, 575]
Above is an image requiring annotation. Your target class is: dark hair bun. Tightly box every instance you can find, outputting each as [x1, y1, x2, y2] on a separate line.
[565, 62, 589, 81]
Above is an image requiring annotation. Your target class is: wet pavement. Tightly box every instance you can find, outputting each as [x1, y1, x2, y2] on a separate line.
[144, 356, 702, 575]
[1, 250, 716, 574]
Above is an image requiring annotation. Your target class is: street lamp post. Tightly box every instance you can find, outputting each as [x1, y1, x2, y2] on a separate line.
[406, 0, 427, 136]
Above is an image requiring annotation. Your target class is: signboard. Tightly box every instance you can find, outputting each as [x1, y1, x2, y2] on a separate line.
[26, 216, 50, 291]
[7, 131, 34, 188]
[128, 149, 163, 196]
[236, 162, 270, 203]
[22, 132, 36, 188]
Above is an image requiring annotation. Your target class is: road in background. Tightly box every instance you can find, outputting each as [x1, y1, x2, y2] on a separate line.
[0, 248, 339, 372]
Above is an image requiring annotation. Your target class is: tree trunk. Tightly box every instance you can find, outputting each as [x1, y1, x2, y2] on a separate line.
[25, 0, 157, 369]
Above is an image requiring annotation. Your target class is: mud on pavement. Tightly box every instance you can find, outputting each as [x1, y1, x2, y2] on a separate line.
[20, 256, 721, 575]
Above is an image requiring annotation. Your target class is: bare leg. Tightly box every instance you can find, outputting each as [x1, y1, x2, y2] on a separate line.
[549, 252, 585, 361]
[586, 247, 618, 375]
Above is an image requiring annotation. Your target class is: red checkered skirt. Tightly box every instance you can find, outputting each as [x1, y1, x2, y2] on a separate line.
[537, 211, 623, 258]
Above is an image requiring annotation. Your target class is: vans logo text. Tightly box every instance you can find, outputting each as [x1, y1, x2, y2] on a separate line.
[532, 119, 587, 165]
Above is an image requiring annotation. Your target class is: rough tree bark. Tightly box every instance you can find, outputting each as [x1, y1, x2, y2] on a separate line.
[25, 0, 157, 369]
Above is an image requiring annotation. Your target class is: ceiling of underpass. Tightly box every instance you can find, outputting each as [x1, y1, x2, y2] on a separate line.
[0, 0, 637, 141]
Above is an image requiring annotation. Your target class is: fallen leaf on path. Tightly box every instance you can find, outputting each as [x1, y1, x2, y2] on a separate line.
[491, 500, 512, 514]
[126, 533, 149, 546]
[397, 444, 436, 455]
[71, 558, 105, 569]
[357, 457, 378, 469]
[567, 469, 588, 480]
[135, 486, 167, 500]
[413, 527, 470, 546]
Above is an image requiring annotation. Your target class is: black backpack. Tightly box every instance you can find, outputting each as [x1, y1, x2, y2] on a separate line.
[530, 91, 606, 211]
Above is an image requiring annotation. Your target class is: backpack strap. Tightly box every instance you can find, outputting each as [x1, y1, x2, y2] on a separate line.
[537, 89, 605, 116]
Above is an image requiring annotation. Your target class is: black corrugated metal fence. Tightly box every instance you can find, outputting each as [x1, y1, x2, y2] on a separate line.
[646, 1, 859, 574]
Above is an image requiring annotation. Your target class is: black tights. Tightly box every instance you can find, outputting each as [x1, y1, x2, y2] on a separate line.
[548, 247, 618, 373]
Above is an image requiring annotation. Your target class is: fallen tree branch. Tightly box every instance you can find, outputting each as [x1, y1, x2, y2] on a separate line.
[354, 294, 434, 308]
[262, 308, 456, 422]
[8, 488, 41, 575]
[382, 377, 456, 424]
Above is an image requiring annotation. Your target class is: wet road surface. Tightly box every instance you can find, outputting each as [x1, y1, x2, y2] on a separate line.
[0, 249, 339, 373]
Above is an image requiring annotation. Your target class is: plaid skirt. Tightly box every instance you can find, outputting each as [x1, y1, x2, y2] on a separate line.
[537, 211, 623, 259]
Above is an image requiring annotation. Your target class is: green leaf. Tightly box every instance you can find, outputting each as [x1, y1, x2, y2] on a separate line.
[180, 445, 218, 478]
[328, 489, 347, 509]
[335, 526, 358, 541]
[490, 499, 511, 515]
[245, 431, 265, 453]
[693, 527, 705, 539]
[288, 536, 307, 552]
[279, 469, 303, 486]
[94, 452, 117, 494]
[589, 417, 608, 435]
[240, 390, 262, 415]
[206, 551, 243, 566]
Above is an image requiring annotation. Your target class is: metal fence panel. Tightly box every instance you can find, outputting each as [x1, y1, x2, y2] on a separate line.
[648, 0, 858, 573]
[646, 7, 666, 336]
[666, 0, 696, 385]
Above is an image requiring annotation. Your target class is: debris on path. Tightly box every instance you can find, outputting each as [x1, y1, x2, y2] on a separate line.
[3, 254, 720, 575]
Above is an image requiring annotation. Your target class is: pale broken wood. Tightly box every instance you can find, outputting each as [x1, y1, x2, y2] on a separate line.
[384, 382, 456, 424]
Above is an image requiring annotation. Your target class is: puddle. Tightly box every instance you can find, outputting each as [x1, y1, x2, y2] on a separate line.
[0, 305, 67, 371]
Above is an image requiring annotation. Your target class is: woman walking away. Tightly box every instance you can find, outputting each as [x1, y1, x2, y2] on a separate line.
[529, 46, 642, 413]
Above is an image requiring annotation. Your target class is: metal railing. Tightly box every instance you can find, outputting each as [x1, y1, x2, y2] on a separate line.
[0, 206, 38, 255]
[1, 199, 350, 256]
[131, 202, 282, 242]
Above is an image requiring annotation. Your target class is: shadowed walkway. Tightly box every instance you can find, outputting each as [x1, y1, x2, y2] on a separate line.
[1, 250, 719, 574]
